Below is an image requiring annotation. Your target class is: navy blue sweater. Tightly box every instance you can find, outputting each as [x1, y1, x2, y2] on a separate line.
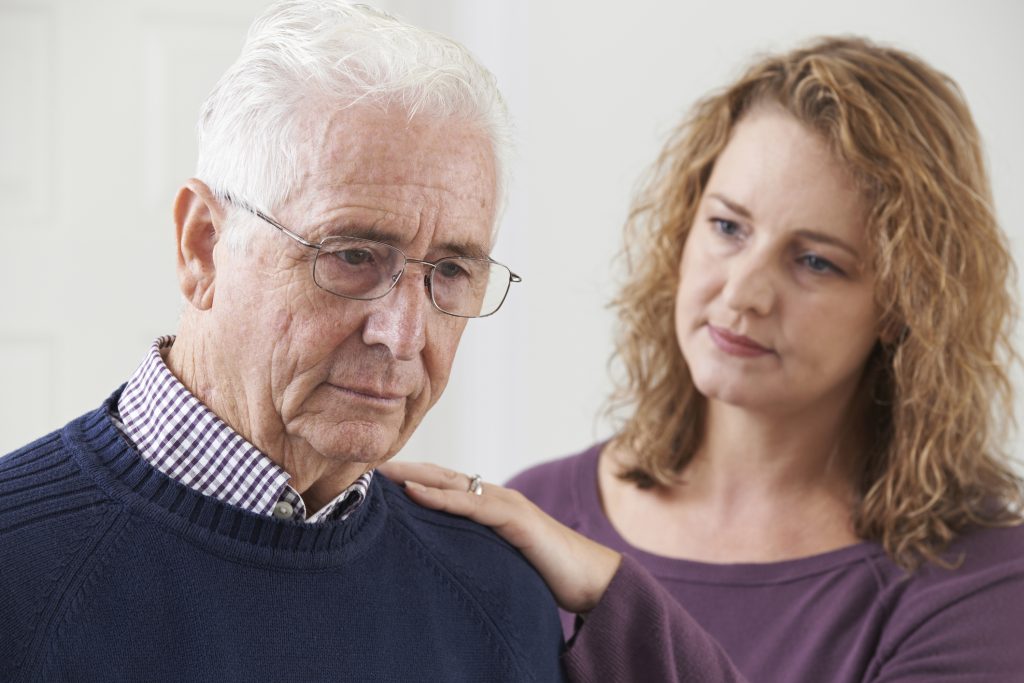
[0, 393, 565, 682]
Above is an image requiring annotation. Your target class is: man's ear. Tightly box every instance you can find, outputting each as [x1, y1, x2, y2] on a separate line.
[173, 178, 225, 310]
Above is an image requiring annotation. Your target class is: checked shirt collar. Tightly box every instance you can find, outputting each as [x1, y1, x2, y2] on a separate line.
[113, 336, 371, 523]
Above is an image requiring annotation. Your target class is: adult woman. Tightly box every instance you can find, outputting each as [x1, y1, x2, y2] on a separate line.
[381, 36, 1024, 681]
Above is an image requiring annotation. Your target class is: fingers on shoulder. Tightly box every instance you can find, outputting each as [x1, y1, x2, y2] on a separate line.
[381, 461, 464, 489]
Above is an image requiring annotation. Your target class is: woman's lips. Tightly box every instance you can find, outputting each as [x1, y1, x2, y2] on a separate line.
[707, 324, 773, 357]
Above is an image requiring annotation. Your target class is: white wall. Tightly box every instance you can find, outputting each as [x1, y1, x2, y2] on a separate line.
[1, 0, 1021, 483]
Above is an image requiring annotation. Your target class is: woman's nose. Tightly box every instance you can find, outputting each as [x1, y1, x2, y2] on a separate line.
[721, 251, 776, 316]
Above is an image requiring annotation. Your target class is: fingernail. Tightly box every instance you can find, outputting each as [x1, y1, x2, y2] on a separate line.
[405, 480, 427, 493]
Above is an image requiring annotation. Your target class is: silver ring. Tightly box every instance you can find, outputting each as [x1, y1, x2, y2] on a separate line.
[467, 474, 484, 496]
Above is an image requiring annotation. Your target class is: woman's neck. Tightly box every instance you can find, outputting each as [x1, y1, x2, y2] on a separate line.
[696, 399, 858, 497]
[600, 400, 864, 564]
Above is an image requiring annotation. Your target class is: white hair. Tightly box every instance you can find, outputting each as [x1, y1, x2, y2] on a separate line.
[195, 0, 511, 245]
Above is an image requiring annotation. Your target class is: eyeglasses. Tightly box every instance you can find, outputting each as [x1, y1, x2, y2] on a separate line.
[229, 198, 521, 318]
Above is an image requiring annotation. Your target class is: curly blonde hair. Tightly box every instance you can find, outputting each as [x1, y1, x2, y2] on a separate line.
[608, 36, 1023, 569]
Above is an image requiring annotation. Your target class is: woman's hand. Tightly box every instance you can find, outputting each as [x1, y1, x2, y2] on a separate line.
[377, 461, 622, 614]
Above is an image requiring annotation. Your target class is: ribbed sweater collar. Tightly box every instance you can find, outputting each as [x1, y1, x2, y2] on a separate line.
[63, 391, 388, 569]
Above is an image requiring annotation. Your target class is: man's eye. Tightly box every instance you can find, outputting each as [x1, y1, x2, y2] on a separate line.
[436, 260, 469, 279]
[338, 249, 373, 266]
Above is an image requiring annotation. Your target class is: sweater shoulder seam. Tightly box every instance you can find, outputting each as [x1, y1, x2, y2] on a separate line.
[386, 505, 535, 681]
[17, 506, 124, 681]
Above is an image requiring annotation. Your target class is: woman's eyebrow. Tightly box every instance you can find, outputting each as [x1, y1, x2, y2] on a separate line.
[794, 230, 861, 259]
[707, 192, 861, 259]
[707, 193, 753, 219]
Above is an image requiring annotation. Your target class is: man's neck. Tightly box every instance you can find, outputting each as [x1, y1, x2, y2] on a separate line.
[166, 328, 368, 515]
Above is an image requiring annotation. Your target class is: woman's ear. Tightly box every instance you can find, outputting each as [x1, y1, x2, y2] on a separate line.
[173, 178, 224, 310]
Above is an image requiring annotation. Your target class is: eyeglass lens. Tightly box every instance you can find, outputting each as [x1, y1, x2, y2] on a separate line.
[312, 237, 512, 318]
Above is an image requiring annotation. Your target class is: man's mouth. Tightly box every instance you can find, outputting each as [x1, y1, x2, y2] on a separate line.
[329, 384, 407, 406]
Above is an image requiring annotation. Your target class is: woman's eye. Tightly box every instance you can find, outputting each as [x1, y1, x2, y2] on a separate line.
[712, 218, 741, 238]
[799, 254, 843, 276]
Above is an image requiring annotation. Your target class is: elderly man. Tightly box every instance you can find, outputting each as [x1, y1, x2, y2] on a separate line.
[0, 2, 564, 681]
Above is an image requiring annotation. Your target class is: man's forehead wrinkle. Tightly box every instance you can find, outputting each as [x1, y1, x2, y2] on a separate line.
[321, 178, 487, 198]
[311, 179, 492, 221]
[301, 134, 491, 201]
[298, 106, 493, 183]
[315, 110, 490, 169]
[277, 106, 497, 262]
[303, 192, 490, 253]
[313, 149, 491, 192]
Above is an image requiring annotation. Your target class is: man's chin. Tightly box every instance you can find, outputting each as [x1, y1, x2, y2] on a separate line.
[301, 420, 401, 466]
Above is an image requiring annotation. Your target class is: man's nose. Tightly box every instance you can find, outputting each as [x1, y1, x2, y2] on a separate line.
[361, 269, 429, 361]
[722, 250, 776, 316]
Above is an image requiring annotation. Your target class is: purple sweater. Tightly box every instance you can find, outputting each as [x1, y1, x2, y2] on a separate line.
[508, 443, 1024, 682]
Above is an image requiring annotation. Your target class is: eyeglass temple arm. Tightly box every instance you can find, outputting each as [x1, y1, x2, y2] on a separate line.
[252, 209, 320, 249]
[224, 194, 319, 250]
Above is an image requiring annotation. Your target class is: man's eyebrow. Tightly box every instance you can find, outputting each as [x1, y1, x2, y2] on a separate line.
[707, 192, 861, 259]
[334, 225, 400, 244]
[327, 225, 491, 260]
[436, 240, 491, 260]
